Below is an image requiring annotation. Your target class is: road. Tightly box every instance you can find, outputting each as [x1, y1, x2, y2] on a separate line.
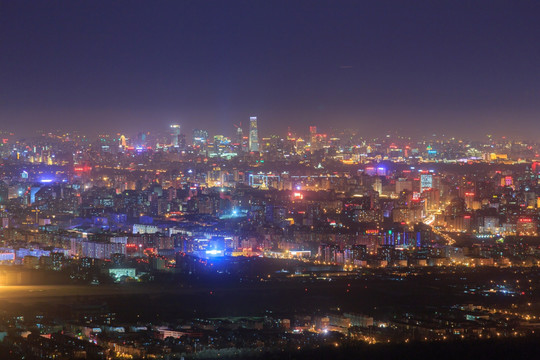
[423, 214, 456, 245]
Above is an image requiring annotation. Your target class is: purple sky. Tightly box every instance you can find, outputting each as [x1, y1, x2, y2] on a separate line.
[1, 0, 539, 139]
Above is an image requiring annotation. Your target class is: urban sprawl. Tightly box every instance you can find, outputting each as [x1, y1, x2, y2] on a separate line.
[0, 121, 540, 359]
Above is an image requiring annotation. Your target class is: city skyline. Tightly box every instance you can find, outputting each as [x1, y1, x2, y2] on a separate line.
[2, 1, 540, 138]
[2, 2, 540, 358]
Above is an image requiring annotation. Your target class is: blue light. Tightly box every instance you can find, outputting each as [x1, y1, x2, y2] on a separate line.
[205, 249, 224, 257]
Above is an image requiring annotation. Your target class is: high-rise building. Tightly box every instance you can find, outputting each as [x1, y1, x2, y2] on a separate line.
[119, 135, 127, 148]
[0, 181, 8, 204]
[309, 125, 326, 151]
[310, 126, 317, 138]
[171, 124, 181, 147]
[236, 125, 244, 152]
[309, 126, 318, 150]
[178, 133, 186, 150]
[136, 132, 147, 147]
[192, 129, 209, 147]
[420, 174, 433, 193]
[249, 116, 259, 152]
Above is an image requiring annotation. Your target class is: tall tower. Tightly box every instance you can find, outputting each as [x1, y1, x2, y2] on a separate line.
[249, 116, 259, 152]
[170, 124, 181, 147]
[236, 124, 244, 152]
[309, 126, 319, 151]
[119, 135, 127, 148]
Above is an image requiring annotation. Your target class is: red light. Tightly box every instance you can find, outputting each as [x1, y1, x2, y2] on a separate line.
[74, 165, 92, 172]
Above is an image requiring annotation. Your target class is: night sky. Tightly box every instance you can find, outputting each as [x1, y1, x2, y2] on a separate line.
[1, 0, 539, 138]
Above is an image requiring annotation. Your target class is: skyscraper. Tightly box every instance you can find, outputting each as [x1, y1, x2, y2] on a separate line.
[309, 126, 317, 150]
[236, 124, 244, 152]
[170, 124, 181, 147]
[249, 116, 259, 152]
[119, 135, 127, 148]
[192, 129, 209, 147]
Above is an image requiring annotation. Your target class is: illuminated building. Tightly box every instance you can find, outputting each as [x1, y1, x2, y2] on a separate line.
[501, 175, 513, 187]
[119, 134, 127, 147]
[310, 125, 317, 150]
[235, 123, 244, 152]
[248, 172, 280, 189]
[249, 116, 259, 152]
[464, 192, 479, 210]
[133, 224, 159, 234]
[309, 125, 326, 151]
[517, 217, 537, 235]
[192, 129, 208, 147]
[0, 252, 15, 263]
[420, 174, 433, 192]
[422, 188, 440, 211]
[170, 124, 181, 147]
[0, 181, 8, 204]
[109, 268, 136, 281]
[372, 177, 382, 195]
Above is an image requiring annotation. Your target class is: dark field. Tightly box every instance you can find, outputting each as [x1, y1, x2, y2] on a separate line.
[1, 267, 538, 323]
